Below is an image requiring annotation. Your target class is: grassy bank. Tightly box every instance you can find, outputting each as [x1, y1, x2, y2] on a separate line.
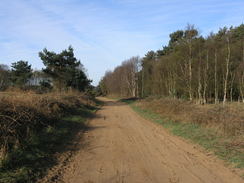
[121, 98, 244, 175]
[0, 92, 99, 183]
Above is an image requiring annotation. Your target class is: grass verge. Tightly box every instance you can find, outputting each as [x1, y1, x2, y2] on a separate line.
[121, 99, 244, 174]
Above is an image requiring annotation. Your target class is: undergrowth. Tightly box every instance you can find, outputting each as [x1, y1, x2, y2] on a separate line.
[0, 92, 99, 183]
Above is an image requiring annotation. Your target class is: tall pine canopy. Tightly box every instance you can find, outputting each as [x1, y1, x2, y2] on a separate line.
[11, 61, 32, 87]
[39, 46, 91, 91]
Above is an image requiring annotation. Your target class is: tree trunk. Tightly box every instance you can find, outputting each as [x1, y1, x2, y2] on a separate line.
[223, 37, 230, 104]
[240, 75, 244, 102]
[214, 49, 218, 104]
[197, 51, 202, 104]
[240, 41, 244, 102]
[230, 73, 235, 102]
[141, 69, 144, 98]
[203, 51, 209, 104]
[188, 44, 193, 101]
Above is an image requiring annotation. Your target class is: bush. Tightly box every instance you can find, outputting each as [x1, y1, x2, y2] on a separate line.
[0, 91, 96, 183]
[0, 91, 94, 160]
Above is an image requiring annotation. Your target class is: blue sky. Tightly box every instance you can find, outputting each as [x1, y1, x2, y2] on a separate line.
[0, 0, 243, 85]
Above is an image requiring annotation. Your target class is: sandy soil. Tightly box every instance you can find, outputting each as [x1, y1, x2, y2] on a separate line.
[42, 98, 243, 183]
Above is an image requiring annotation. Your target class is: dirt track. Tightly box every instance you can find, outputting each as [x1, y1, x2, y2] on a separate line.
[50, 98, 243, 183]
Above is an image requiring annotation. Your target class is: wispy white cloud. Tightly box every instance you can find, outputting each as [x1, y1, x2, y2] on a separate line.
[0, 0, 243, 85]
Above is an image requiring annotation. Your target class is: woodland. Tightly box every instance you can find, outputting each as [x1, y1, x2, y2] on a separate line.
[99, 24, 244, 104]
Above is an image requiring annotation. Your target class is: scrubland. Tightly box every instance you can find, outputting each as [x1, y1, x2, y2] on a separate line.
[137, 97, 244, 136]
[0, 91, 97, 183]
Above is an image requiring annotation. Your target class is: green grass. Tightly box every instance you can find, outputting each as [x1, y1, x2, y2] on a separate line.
[0, 105, 97, 183]
[124, 99, 244, 170]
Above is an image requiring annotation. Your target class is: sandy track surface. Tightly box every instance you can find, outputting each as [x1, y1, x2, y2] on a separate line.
[48, 98, 242, 183]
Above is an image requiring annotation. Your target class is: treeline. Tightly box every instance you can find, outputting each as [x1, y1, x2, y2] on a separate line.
[99, 24, 244, 104]
[0, 46, 91, 92]
[98, 56, 140, 97]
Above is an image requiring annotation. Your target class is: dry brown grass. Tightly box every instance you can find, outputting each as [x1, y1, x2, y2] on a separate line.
[135, 97, 244, 137]
[0, 91, 94, 159]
